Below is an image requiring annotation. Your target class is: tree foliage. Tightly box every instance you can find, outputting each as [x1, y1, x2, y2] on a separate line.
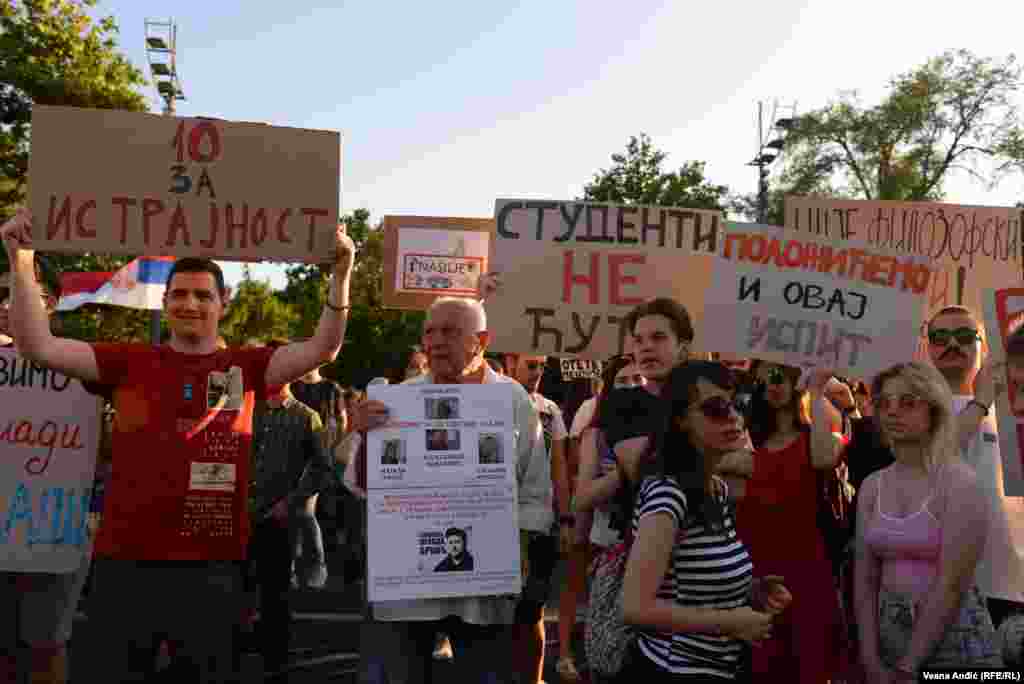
[0, 0, 149, 340]
[582, 133, 730, 210]
[0, 0, 148, 214]
[219, 267, 296, 345]
[277, 208, 425, 387]
[774, 50, 1024, 204]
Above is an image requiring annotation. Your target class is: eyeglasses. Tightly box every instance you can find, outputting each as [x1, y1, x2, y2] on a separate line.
[755, 366, 786, 386]
[927, 327, 981, 347]
[525, 361, 544, 371]
[874, 393, 928, 413]
[696, 396, 744, 423]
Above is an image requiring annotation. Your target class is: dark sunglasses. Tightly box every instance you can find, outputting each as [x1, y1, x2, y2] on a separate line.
[927, 327, 981, 347]
[755, 366, 786, 386]
[697, 396, 744, 422]
[525, 361, 545, 371]
[874, 393, 927, 412]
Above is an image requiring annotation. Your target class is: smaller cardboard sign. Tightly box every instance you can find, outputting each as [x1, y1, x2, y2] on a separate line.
[382, 216, 492, 310]
[560, 358, 602, 381]
[28, 105, 341, 263]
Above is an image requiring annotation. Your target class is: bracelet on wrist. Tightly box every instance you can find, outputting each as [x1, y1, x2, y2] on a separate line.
[325, 299, 350, 313]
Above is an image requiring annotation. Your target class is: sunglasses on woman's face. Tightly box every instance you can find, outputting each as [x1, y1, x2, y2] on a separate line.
[927, 327, 981, 347]
[755, 366, 786, 386]
[525, 361, 544, 371]
[696, 396, 744, 423]
[873, 393, 927, 413]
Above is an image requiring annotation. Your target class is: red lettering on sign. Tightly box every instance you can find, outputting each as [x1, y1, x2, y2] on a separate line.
[112, 197, 137, 245]
[562, 251, 600, 305]
[608, 254, 645, 306]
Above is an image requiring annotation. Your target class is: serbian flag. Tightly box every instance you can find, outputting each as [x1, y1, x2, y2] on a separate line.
[56, 257, 175, 311]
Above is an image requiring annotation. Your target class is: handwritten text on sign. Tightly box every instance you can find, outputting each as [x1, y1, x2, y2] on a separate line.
[0, 350, 101, 572]
[785, 197, 1022, 319]
[28, 106, 340, 263]
[704, 224, 932, 376]
[487, 199, 722, 358]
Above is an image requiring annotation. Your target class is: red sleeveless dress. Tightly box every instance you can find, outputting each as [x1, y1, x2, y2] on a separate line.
[735, 431, 842, 683]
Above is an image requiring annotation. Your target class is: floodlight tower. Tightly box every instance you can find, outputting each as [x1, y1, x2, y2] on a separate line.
[747, 100, 797, 224]
[144, 19, 186, 115]
[143, 20, 186, 344]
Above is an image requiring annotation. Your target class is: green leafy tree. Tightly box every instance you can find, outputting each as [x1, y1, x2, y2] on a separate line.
[762, 50, 1024, 211]
[583, 133, 730, 210]
[277, 209, 425, 388]
[0, 0, 148, 215]
[220, 266, 297, 345]
[0, 0, 149, 340]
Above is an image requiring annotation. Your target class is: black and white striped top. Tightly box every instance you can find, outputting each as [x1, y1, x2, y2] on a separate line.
[632, 475, 754, 679]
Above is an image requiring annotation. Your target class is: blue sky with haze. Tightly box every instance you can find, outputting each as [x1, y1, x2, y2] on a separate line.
[98, 0, 1024, 290]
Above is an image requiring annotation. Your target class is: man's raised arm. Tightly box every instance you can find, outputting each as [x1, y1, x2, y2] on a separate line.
[2, 209, 99, 382]
[266, 224, 355, 388]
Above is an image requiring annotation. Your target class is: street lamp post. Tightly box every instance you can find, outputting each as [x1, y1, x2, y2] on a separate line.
[747, 101, 796, 224]
[144, 19, 186, 344]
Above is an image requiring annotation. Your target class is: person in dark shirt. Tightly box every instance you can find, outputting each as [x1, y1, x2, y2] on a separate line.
[434, 528, 474, 572]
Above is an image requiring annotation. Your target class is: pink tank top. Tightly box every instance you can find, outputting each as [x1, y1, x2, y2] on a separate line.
[863, 471, 942, 599]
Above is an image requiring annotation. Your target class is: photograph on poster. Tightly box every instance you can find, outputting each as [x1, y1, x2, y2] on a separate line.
[425, 397, 460, 420]
[478, 433, 503, 465]
[426, 429, 461, 451]
[434, 526, 475, 572]
[381, 439, 406, 465]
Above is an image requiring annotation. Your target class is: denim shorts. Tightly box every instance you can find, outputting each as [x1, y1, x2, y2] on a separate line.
[878, 585, 1004, 669]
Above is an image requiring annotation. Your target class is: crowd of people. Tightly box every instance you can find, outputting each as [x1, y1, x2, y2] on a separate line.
[1, 204, 1023, 683]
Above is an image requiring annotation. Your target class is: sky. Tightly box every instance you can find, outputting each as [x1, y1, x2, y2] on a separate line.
[97, 0, 1024, 291]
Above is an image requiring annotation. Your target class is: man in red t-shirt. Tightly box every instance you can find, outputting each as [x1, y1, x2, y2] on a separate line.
[2, 208, 355, 683]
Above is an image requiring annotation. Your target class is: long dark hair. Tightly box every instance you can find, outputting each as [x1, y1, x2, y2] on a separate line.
[586, 354, 635, 432]
[641, 361, 736, 531]
[746, 361, 810, 449]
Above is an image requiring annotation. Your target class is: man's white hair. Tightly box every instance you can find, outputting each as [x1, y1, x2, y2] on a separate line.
[428, 297, 487, 333]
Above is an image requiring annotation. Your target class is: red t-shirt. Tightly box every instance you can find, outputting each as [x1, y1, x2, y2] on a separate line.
[91, 343, 273, 561]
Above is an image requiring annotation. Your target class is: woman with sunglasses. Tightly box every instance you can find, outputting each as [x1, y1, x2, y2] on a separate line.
[619, 362, 791, 682]
[733, 361, 845, 684]
[854, 362, 1002, 681]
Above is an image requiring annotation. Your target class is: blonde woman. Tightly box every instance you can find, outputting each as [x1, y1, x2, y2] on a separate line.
[855, 362, 1002, 682]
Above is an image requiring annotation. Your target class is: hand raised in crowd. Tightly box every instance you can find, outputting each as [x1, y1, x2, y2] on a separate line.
[1, 208, 34, 264]
[804, 367, 836, 395]
[825, 378, 856, 412]
[350, 399, 390, 433]
[752, 575, 792, 615]
[333, 223, 356, 276]
[974, 355, 1006, 409]
[476, 271, 502, 301]
[726, 606, 774, 646]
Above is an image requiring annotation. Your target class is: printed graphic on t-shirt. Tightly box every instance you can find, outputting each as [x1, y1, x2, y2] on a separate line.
[189, 462, 237, 492]
[206, 366, 243, 411]
[538, 411, 556, 455]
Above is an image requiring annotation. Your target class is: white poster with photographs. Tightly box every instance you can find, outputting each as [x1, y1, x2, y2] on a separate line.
[365, 383, 521, 602]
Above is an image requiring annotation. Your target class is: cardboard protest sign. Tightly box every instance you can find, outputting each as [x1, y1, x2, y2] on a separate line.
[982, 288, 1024, 496]
[785, 197, 1023, 324]
[704, 223, 933, 377]
[487, 199, 721, 358]
[560, 358, 602, 381]
[0, 349, 102, 572]
[28, 105, 340, 263]
[382, 216, 491, 310]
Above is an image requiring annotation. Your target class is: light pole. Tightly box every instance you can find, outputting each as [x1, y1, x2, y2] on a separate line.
[747, 100, 796, 224]
[144, 19, 186, 344]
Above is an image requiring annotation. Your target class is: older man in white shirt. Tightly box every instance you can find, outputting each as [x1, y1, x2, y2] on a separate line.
[354, 297, 552, 684]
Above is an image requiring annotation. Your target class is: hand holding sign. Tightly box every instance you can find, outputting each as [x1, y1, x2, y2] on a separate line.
[477, 271, 502, 302]
[1, 209, 34, 268]
[334, 223, 356, 277]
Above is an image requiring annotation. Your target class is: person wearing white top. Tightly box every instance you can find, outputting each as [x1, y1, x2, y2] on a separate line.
[925, 306, 1024, 627]
[352, 297, 551, 684]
